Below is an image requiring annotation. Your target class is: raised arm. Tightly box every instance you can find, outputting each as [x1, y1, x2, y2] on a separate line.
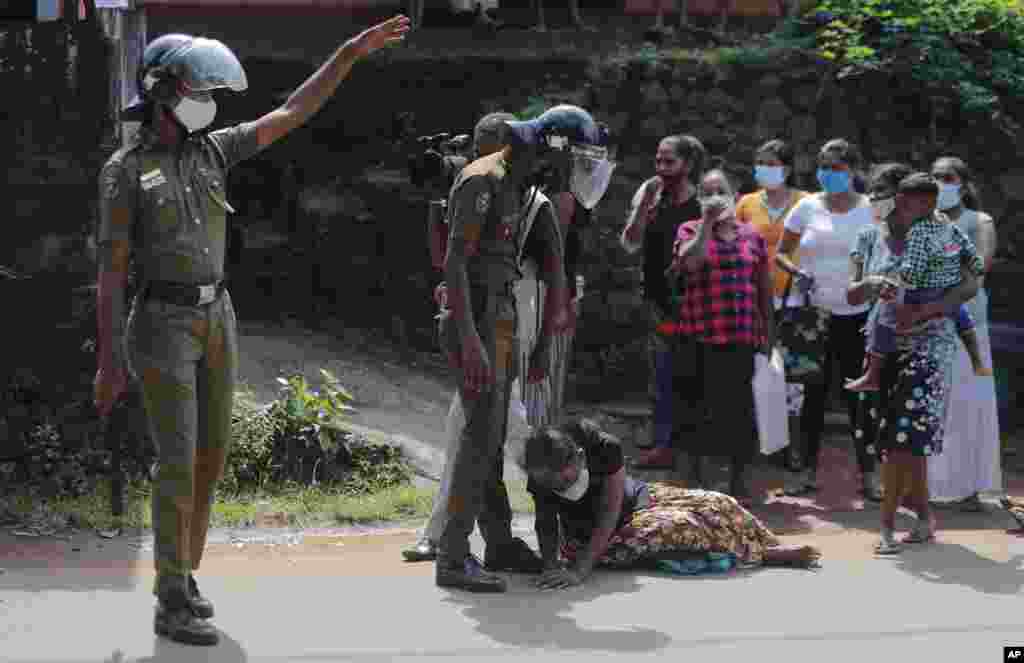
[621, 177, 661, 254]
[251, 15, 410, 150]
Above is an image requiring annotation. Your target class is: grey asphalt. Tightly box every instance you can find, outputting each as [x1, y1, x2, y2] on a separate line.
[3, 521, 1023, 663]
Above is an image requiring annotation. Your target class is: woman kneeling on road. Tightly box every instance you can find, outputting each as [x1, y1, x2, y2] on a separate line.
[521, 419, 821, 589]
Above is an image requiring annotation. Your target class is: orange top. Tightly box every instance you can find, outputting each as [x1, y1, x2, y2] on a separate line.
[736, 189, 809, 297]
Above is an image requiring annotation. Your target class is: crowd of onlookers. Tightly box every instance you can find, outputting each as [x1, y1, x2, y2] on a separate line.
[618, 132, 1003, 553]
[407, 116, 1004, 574]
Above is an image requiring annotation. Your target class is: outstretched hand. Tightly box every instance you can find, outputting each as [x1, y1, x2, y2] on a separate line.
[349, 15, 411, 58]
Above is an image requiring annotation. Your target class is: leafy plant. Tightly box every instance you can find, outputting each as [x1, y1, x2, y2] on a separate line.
[273, 368, 355, 457]
[776, 0, 1024, 118]
[224, 370, 410, 497]
[515, 96, 549, 121]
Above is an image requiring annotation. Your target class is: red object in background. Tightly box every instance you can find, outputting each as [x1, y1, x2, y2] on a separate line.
[624, 0, 782, 18]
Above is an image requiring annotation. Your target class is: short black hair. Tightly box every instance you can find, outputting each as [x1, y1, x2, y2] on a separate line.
[756, 139, 794, 169]
[898, 172, 939, 197]
[520, 417, 613, 475]
[819, 138, 863, 170]
[869, 162, 914, 197]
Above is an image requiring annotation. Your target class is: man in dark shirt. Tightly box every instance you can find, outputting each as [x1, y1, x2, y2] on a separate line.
[619, 135, 705, 468]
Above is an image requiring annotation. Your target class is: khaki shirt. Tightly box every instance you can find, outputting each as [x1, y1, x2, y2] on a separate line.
[98, 122, 262, 285]
[446, 150, 527, 288]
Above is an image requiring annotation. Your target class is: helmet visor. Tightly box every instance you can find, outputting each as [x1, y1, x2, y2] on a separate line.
[569, 145, 615, 210]
[168, 38, 247, 93]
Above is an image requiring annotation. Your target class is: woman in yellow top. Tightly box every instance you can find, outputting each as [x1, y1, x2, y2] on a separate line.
[736, 139, 809, 464]
[736, 139, 809, 308]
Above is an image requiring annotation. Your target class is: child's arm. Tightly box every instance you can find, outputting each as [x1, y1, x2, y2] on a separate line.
[955, 225, 986, 277]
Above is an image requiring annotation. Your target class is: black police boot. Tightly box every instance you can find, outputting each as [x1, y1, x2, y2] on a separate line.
[484, 537, 544, 574]
[154, 587, 219, 646]
[187, 574, 214, 619]
[436, 555, 507, 593]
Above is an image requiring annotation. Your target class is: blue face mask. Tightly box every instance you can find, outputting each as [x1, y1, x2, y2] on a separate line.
[817, 168, 850, 194]
[754, 165, 786, 189]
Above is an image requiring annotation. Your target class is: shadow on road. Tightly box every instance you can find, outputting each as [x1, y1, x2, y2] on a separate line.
[441, 571, 672, 653]
[129, 630, 248, 663]
[892, 544, 1024, 596]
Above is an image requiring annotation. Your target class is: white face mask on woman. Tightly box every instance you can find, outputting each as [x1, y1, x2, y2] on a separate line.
[554, 464, 590, 502]
[872, 196, 896, 220]
[700, 194, 736, 222]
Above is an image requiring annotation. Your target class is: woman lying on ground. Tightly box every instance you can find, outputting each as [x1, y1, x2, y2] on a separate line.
[520, 418, 821, 589]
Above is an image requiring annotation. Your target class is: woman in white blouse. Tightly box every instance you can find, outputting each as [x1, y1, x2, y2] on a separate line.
[775, 139, 880, 499]
[927, 156, 1003, 510]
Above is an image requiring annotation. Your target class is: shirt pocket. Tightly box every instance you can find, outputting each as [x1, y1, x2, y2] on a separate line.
[141, 181, 180, 240]
[198, 165, 234, 215]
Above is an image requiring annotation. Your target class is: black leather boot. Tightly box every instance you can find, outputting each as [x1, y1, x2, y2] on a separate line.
[154, 587, 219, 646]
[436, 555, 507, 593]
[187, 574, 214, 619]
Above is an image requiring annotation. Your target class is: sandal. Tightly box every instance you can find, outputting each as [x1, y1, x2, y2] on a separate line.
[874, 531, 901, 556]
[901, 522, 936, 544]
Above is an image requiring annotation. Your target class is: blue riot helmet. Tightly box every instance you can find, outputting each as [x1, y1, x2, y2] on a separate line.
[505, 104, 615, 209]
[123, 33, 248, 133]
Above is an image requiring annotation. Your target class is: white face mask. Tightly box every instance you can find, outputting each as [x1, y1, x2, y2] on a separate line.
[872, 196, 896, 220]
[553, 464, 590, 502]
[700, 193, 735, 221]
[173, 95, 217, 133]
[936, 183, 962, 210]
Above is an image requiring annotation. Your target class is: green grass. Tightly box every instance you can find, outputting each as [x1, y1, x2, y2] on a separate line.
[3, 477, 536, 533]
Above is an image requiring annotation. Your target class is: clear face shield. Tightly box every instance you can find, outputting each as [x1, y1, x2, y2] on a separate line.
[569, 143, 615, 210]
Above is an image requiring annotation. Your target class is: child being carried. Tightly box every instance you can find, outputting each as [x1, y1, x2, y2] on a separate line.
[846, 177, 989, 393]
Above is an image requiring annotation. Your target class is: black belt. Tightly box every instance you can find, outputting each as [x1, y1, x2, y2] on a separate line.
[146, 280, 225, 307]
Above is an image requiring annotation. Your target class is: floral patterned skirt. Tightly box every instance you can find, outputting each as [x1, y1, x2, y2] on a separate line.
[854, 318, 957, 461]
[560, 483, 779, 568]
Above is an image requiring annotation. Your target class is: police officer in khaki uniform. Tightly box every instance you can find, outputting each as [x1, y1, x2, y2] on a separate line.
[93, 17, 410, 646]
[436, 105, 614, 592]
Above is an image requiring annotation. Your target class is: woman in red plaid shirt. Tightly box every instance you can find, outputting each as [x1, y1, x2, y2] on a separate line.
[666, 169, 776, 505]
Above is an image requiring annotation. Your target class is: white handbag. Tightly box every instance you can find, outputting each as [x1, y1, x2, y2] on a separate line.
[754, 348, 790, 455]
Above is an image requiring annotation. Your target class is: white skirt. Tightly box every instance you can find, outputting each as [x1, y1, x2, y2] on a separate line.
[928, 321, 1003, 500]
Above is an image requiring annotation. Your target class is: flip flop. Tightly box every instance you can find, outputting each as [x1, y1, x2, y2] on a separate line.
[900, 529, 935, 544]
